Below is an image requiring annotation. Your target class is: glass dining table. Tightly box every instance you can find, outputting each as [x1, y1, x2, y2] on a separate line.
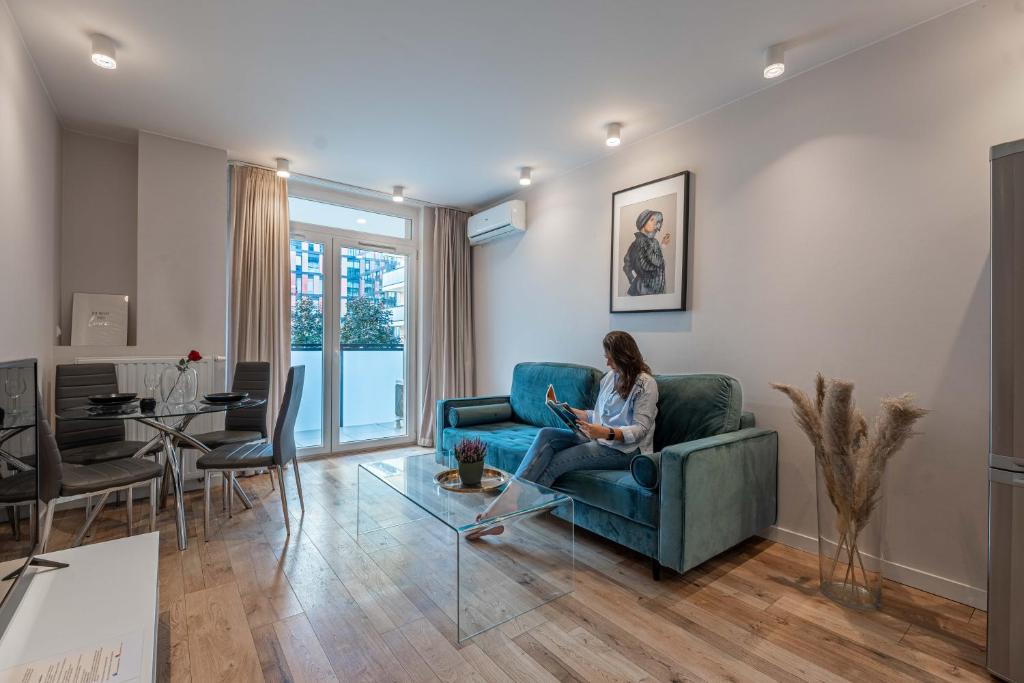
[56, 398, 266, 550]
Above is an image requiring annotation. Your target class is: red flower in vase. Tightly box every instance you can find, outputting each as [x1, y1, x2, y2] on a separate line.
[187, 350, 202, 363]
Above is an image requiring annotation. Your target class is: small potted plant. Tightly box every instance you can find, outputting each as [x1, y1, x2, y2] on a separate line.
[454, 437, 487, 487]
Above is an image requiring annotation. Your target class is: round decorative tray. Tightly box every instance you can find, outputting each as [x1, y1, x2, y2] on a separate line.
[433, 467, 510, 493]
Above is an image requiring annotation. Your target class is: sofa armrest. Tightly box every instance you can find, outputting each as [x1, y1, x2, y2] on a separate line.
[657, 428, 778, 573]
[434, 395, 511, 459]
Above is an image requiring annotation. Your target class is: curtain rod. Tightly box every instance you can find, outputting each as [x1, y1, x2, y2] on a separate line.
[227, 160, 467, 212]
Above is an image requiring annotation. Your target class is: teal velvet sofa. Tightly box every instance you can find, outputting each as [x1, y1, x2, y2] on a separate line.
[436, 362, 778, 579]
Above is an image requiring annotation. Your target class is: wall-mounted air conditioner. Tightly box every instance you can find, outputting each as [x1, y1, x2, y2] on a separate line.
[467, 200, 526, 245]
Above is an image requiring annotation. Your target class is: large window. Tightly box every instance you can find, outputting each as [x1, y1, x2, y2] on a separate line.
[289, 192, 416, 453]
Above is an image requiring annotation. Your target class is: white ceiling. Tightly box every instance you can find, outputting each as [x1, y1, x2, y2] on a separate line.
[8, 0, 968, 208]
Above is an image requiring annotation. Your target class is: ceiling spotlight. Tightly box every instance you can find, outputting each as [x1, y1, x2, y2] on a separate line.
[519, 167, 532, 186]
[90, 34, 117, 69]
[356, 218, 367, 225]
[605, 122, 622, 147]
[275, 158, 291, 178]
[764, 44, 785, 79]
[392, 185, 405, 203]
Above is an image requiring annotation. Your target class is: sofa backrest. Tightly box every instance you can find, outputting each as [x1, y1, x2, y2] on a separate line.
[510, 362, 604, 428]
[653, 374, 743, 450]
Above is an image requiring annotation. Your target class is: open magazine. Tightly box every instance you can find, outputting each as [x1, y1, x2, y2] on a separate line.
[544, 384, 593, 440]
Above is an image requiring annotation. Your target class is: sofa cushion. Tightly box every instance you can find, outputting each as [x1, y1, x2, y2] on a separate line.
[653, 374, 743, 451]
[448, 403, 513, 427]
[629, 452, 661, 490]
[441, 422, 541, 473]
[553, 469, 659, 529]
[509, 362, 603, 429]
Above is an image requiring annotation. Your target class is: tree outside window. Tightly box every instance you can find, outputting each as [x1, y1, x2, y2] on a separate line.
[340, 296, 399, 345]
[291, 296, 324, 349]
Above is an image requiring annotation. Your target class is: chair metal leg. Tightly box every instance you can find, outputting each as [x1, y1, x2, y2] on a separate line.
[227, 472, 235, 518]
[9, 505, 20, 542]
[203, 471, 212, 542]
[126, 488, 133, 537]
[28, 502, 36, 546]
[277, 465, 290, 535]
[84, 497, 93, 537]
[149, 479, 158, 533]
[222, 475, 228, 511]
[291, 457, 305, 514]
[72, 491, 111, 547]
[38, 502, 55, 553]
[269, 467, 275, 491]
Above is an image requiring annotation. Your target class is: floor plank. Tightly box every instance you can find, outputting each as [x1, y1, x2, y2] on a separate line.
[184, 583, 265, 683]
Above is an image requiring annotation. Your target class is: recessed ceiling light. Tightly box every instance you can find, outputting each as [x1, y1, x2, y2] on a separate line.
[356, 218, 367, 225]
[90, 34, 117, 70]
[275, 158, 291, 178]
[764, 44, 785, 79]
[605, 122, 622, 147]
[519, 167, 532, 186]
[392, 186, 405, 203]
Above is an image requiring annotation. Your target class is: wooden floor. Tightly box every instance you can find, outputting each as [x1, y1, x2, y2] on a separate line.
[4, 446, 992, 682]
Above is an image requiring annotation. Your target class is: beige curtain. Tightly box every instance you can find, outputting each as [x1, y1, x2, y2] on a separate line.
[229, 165, 291, 434]
[418, 207, 474, 446]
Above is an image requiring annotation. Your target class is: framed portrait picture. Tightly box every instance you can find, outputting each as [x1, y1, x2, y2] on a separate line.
[609, 171, 690, 313]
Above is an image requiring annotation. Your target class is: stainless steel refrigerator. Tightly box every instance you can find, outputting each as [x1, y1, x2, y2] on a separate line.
[989, 139, 1024, 683]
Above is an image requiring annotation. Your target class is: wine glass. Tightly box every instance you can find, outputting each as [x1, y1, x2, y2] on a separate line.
[144, 365, 164, 401]
[4, 375, 27, 416]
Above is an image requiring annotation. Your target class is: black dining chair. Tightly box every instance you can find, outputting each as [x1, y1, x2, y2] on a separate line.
[0, 469, 37, 546]
[55, 364, 160, 465]
[198, 366, 304, 538]
[172, 361, 273, 509]
[0, 400, 164, 551]
[177, 361, 271, 450]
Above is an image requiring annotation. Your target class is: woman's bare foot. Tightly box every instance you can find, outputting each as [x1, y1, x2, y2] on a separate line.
[465, 524, 505, 541]
[465, 512, 505, 541]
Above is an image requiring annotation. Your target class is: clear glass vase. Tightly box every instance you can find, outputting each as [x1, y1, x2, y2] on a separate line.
[161, 365, 198, 404]
[815, 458, 884, 610]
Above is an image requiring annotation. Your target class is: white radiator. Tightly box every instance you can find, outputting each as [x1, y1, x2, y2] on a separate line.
[76, 356, 228, 481]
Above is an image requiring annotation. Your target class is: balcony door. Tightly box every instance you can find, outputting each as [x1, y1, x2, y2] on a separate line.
[289, 194, 417, 455]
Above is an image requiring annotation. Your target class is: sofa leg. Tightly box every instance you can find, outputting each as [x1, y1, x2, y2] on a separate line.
[651, 558, 662, 581]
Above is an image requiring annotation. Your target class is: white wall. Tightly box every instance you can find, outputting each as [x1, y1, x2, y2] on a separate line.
[54, 132, 229, 378]
[473, 0, 1024, 605]
[0, 2, 60, 376]
[136, 132, 228, 356]
[60, 130, 138, 345]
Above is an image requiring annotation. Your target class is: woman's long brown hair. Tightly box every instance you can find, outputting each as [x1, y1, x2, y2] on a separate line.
[603, 331, 652, 399]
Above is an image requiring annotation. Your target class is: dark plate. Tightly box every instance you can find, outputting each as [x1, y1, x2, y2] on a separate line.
[202, 392, 249, 404]
[87, 393, 138, 405]
[88, 404, 135, 415]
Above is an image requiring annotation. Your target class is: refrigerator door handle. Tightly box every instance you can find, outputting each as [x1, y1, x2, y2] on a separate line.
[990, 467, 1024, 486]
[989, 452, 1024, 473]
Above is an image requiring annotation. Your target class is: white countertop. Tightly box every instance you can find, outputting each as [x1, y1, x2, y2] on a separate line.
[0, 534, 159, 681]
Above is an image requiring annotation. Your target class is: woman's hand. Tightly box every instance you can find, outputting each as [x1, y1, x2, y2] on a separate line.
[661, 232, 671, 246]
[570, 407, 589, 420]
[576, 421, 611, 440]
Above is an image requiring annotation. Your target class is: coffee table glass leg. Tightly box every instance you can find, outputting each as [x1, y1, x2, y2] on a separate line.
[456, 499, 575, 642]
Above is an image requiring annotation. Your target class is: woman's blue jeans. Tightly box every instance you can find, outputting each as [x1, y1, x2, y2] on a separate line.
[514, 427, 636, 488]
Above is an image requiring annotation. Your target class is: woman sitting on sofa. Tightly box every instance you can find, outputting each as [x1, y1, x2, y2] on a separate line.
[470, 330, 658, 539]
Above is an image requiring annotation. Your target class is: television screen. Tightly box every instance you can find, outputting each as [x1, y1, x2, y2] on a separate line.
[0, 359, 40, 625]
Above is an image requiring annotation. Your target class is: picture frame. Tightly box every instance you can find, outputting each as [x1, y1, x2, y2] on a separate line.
[609, 171, 690, 313]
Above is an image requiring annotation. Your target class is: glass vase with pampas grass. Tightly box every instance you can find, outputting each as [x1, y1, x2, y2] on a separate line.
[773, 374, 927, 610]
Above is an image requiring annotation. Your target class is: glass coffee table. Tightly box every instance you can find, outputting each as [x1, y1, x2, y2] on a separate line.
[356, 453, 574, 641]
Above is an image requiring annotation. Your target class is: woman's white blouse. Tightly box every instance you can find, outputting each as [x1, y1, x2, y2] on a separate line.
[585, 371, 658, 454]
